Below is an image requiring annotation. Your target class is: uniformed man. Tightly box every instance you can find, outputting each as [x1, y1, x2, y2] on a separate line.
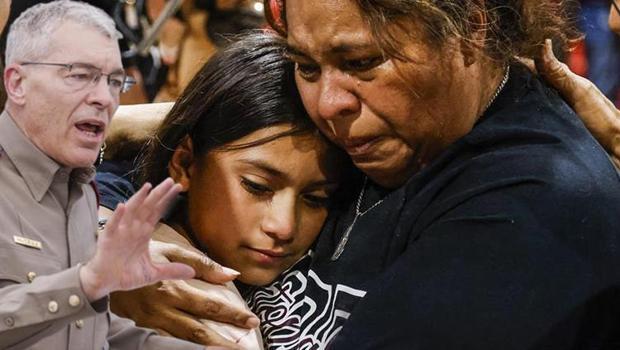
[0, 1, 224, 348]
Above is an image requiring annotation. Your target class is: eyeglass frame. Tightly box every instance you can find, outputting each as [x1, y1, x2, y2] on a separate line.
[19, 61, 136, 94]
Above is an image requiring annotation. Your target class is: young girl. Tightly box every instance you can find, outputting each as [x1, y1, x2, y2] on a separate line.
[97, 32, 348, 348]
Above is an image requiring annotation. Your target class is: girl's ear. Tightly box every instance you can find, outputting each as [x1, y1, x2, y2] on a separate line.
[168, 136, 195, 192]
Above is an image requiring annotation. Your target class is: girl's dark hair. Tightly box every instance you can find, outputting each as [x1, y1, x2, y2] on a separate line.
[138, 31, 315, 185]
[265, 0, 581, 62]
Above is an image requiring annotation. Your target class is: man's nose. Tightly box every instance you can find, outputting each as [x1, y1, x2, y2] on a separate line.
[86, 75, 117, 109]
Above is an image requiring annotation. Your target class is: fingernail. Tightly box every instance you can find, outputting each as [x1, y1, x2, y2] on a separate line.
[221, 266, 240, 276]
[246, 316, 260, 328]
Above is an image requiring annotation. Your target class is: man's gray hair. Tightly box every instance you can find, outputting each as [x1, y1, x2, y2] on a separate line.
[5, 0, 122, 65]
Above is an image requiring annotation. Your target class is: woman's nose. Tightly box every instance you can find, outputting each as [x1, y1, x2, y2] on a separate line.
[317, 69, 361, 121]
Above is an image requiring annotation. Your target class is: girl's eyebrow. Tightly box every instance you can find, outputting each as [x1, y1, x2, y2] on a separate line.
[238, 158, 339, 188]
[239, 158, 288, 181]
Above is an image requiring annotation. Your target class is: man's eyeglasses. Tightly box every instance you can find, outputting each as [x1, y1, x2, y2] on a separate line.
[613, 0, 620, 16]
[20, 62, 136, 95]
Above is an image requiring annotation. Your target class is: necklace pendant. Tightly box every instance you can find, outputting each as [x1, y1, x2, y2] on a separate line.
[331, 216, 357, 261]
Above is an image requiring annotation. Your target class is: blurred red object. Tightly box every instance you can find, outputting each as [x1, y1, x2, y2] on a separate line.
[567, 39, 588, 77]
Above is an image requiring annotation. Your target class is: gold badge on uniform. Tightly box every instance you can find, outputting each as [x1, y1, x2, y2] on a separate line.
[13, 235, 42, 250]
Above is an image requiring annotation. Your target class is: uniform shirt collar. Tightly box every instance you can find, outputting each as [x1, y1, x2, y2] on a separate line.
[0, 110, 95, 202]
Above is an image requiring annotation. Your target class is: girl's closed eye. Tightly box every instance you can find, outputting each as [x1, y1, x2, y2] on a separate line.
[303, 193, 331, 209]
[241, 177, 273, 197]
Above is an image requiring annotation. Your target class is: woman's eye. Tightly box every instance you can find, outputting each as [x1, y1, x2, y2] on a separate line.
[343, 56, 384, 72]
[296, 62, 320, 80]
[241, 178, 272, 196]
[303, 194, 330, 209]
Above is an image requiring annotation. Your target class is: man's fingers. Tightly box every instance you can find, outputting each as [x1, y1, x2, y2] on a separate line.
[104, 203, 125, 237]
[124, 182, 152, 212]
[139, 178, 174, 220]
[150, 182, 182, 223]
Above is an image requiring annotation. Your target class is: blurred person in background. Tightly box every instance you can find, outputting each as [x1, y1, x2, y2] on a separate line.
[579, 0, 620, 104]
[610, 0, 620, 33]
[0, 0, 266, 105]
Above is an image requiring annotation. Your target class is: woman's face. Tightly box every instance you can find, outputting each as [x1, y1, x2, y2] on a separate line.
[176, 125, 342, 286]
[285, 0, 484, 188]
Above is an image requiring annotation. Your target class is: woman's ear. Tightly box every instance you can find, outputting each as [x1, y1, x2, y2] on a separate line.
[168, 136, 195, 192]
[460, 4, 488, 67]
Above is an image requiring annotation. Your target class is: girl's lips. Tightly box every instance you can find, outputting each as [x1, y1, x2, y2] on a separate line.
[252, 248, 289, 258]
[246, 247, 292, 265]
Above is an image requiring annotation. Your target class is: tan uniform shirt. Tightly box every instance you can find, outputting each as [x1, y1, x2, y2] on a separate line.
[0, 111, 203, 349]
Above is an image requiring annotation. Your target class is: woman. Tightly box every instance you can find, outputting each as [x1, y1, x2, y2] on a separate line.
[97, 32, 347, 348]
[106, 2, 620, 349]
[254, 0, 620, 348]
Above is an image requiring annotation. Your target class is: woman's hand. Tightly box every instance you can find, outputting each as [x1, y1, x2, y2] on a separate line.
[110, 241, 260, 347]
[536, 39, 620, 168]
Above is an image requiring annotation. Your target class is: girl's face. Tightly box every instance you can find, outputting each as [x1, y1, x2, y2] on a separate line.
[171, 124, 342, 286]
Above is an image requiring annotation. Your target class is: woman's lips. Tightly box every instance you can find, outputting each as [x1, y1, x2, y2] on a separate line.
[343, 137, 382, 157]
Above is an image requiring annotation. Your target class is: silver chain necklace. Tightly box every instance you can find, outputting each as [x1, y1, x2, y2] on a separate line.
[330, 66, 510, 261]
[331, 176, 384, 261]
[481, 65, 510, 115]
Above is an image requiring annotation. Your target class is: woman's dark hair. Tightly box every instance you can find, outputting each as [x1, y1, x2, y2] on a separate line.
[265, 0, 581, 62]
[138, 31, 315, 185]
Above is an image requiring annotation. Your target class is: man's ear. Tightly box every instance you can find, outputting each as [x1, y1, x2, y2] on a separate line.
[168, 136, 195, 192]
[4, 64, 27, 105]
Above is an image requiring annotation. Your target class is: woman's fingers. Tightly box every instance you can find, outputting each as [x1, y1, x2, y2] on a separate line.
[154, 242, 240, 284]
[536, 39, 579, 97]
[151, 261, 196, 283]
[537, 38, 620, 158]
[157, 309, 243, 349]
[174, 282, 260, 329]
[112, 283, 244, 347]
